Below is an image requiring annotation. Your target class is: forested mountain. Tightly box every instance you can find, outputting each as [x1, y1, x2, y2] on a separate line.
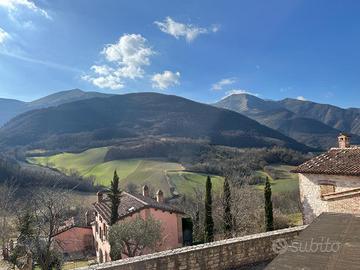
[279, 98, 360, 135]
[215, 94, 360, 149]
[0, 89, 111, 127]
[0, 92, 308, 151]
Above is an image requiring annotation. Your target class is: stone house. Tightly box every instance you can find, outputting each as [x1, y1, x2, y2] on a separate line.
[293, 133, 360, 224]
[92, 186, 191, 263]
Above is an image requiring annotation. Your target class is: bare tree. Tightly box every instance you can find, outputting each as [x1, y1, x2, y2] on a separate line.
[178, 187, 205, 243]
[31, 188, 72, 270]
[230, 185, 264, 236]
[0, 180, 17, 260]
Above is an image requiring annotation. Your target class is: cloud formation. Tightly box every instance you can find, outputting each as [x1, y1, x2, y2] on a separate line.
[0, 27, 10, 44]
[0, 0, 51, 19]
[223, 89, 260, 99]
[212, 77, 236, 91]
[152, 70, 180, 90]
[154, 17, 218, 42]
[296, 96, 307, 101]
[83, 34, 155, 90]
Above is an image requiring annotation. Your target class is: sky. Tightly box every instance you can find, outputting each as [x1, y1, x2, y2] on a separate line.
[1, 0, 360, 108]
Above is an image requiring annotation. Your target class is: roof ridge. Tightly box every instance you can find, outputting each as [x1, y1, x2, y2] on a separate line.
[123, 191, 149, 206]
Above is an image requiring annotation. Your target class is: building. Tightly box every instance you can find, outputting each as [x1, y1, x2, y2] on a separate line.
[293, 133, 360, 224]
[53, 226, 95, 260]
[92, 186, 191, 263]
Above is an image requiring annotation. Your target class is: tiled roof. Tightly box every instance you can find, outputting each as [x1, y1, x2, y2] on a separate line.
[94, 192, 184, 224]
[292, 147, 360, 176]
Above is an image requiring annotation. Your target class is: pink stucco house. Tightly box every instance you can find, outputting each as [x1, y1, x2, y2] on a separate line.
[92, 186, 191, 263]
[53, 226, 95, 260]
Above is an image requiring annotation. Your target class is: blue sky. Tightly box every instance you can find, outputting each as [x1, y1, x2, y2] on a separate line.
[1, 0, 360, 108]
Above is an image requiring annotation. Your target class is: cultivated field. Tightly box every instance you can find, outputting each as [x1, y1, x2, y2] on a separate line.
[256, 164, 299, 194]
[27, 147, 224, 197]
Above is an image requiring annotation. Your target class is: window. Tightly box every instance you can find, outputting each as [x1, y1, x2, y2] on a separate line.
[320, 184, 335, 196]
[103, 224, 107, 240]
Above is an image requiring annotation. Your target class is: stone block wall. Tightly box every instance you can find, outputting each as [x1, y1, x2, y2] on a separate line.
[299, 173, 360, 224]
[77, 226, 306, 270]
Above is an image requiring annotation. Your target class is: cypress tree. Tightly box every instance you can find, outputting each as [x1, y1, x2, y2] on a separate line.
[109, 170, 121, 226]
[204, 176, 214, 242]
[223, 177, 233, 238]
[264, 177, 274, 231]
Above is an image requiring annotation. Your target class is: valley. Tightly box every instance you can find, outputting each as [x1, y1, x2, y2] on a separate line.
[27, 147, 224, 197]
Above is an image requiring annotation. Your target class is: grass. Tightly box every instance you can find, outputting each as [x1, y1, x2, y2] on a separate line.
[256, 164, 302, 225]
[62, 260, 90, 269]
[255, 164, 299, 194]
[28, 147, 224, 197]
[28, 147, 109, 175]
[169, 171, 224, 197]
[28, 149, 296, 199]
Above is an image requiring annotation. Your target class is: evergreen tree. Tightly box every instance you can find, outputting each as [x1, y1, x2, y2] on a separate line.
[204, 176, 214, 242]
[223, 177, 233, 238]
[17, 210, 35, 246]
[264, 177, 274, 231]
[10, 209, 36, 267]
[109, 170, 121, 226]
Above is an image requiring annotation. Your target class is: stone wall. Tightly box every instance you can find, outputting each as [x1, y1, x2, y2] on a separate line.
[77, 226, 306, 270]
[299, 173, 360, 224]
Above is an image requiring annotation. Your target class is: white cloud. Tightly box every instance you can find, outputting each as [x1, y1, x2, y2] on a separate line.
[152, 70, 180, 90]
[82, 34, 155, 90]
[154, 17, 218, 42]
[223, 89, 260, 99]
[296, 96, 307, 101]
[0, 27, 10, 44]
[0, 0, 51, 19]
[212, 77, 236, 91]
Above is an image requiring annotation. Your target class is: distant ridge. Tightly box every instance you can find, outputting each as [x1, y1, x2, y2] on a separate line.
[0, 89, 112, 127]
[215, 93, 360, 149]
[0, 92, 309, 151]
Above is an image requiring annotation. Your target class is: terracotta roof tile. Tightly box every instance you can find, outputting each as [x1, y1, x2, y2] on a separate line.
[292, 147, 360, 176]
[94, 192, 184, 224]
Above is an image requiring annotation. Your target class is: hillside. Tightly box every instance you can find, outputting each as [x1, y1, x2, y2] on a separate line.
[28, 147, 224, 197]
[0, 92, 308, 151]
[279, 98, 360, 135]
[215, 94, 360, 149]
[0, 89, 111, 127]
[0, 98, 26, 127]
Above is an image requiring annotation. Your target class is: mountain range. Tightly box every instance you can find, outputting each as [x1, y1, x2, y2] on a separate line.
[1, 89, 359, 151]
[215, 94, 360, 149]
[0, 92, 307, 151]
[0, 89, 110, 127]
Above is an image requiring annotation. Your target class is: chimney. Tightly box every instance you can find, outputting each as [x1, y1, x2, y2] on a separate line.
[338, 133, 351, 149]
[97, 191, 103, 203]
[156, 190, 164, 203]
[142, 185, 149, 197]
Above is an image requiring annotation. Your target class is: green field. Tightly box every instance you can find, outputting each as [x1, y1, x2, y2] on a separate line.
[27, 148, 223, 197]
[256, 164, 299, 194]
